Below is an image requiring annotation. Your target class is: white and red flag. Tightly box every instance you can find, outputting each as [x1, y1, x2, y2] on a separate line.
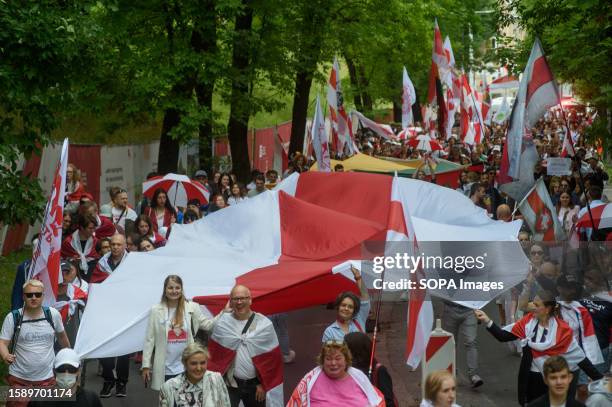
[29, 138, 69, 306]
[73, 172, 523, 360]
[505, 38, 562, 179]
[518, 178, 565, 241]
[208, 312, 283, 406]
[351, 110, 397, 141]
[559, 301, 604, 365]
[327, 57, 353, 156]
[504, 313, 588, 372]
[441, 36, 455, 89]
[54, 282, 89, 322]
[402, 66, 417, 129]
[427, 19, 448, 137]
[312, 95, 331, 172]
[386, 177, 434, 369]
[460, 74, 480, 145]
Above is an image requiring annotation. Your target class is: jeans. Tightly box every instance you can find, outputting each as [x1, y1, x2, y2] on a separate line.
[443, 303, 479, 377]
[269, 313, 290, 356]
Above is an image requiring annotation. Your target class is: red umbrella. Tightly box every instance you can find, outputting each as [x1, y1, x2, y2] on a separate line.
[407, 134, 442, 152]
[142, 173, 210, 208]
[576, 203, 612, 230]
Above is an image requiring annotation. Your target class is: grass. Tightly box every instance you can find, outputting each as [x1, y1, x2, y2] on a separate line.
[0, 248, 30, 384]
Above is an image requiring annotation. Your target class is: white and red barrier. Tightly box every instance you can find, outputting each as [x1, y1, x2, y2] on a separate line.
[421, 318, 456, 399]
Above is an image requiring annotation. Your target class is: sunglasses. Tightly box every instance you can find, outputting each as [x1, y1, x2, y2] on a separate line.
[56, 365, 79, 374]
[24, 292, 43, 298]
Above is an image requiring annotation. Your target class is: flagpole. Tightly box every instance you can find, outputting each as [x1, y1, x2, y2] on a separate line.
[542, 35, 599, 236]
[368, 260, 386, 380]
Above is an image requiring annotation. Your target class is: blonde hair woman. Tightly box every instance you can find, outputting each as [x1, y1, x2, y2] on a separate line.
[159, 343, 230, 407]
[421, 370, 460, 407]
[142, 275, 225, 391]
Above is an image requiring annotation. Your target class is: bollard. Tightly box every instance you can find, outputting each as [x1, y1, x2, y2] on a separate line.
[421, 318, 456, 400]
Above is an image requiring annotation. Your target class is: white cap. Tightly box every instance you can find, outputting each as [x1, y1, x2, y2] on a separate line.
[492, 145, 501, 152]
[584, 153, 595, 161]
[54, 348, 80, 369]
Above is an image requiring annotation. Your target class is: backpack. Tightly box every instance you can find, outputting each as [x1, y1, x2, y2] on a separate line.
[372, 362, 399, 407]
[9, 307, 55, 353]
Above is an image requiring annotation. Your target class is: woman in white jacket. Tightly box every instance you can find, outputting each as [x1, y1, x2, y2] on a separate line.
[142, 275, 222, 391]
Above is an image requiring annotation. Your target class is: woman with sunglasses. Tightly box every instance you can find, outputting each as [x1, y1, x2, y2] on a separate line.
[322, 266, 370, 343]
[287, 341, 385, 406]
[142, 275, 225, 391]
[159, 343, 230, 407]
[475, 291, 603, 406]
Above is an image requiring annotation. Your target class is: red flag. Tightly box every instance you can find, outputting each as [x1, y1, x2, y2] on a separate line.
[29, 139, 69, 305]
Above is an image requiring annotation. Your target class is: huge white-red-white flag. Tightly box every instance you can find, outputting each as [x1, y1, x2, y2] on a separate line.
[312, 95, 331, 172]
[402, 67, 417, 129]
[506, 38, 561, 178]
[327, 56, 353, 156]
[29, 138, 69, 305]
[518, 178, 565, 241]
[443, 37, 460, 140]
[385, 177, 434, 369]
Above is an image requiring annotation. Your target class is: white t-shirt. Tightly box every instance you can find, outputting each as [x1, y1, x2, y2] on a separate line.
[165, 308, 188, 376]
[0, 307, 64, 381]
[156, 212, 165, 231]
[233, 319, 257, 380]
[111, 206, 137, 231]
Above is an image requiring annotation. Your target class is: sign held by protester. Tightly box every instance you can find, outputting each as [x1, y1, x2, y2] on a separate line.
[546, 157, 572, 176]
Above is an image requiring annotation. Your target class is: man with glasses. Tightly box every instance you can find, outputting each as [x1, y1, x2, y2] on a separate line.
[0, 280, 70, 406]
[208, 285, 282, 407]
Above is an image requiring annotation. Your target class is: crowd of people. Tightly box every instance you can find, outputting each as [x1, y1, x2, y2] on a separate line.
[1, 104, 610, 407]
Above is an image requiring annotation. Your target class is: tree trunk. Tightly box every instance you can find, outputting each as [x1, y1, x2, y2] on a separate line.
[158, 108, 182, 174]
[393, 101, 401, 123]
[227, 1, 253, 182]
[288, 70, 314, 157]
[192, 1, 217, 172]
[344, 55, 363, 111]
[358, 65, 373, 112]
[413, 86, 423, 123]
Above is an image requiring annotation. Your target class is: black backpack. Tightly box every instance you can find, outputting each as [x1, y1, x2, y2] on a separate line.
[9, 307, 55, 353]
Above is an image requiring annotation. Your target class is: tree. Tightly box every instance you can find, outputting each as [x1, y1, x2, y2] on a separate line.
[0, 1, 97, 225]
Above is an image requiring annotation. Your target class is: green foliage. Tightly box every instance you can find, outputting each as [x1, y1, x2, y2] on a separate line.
[0, 1, 95, 225]
[0, 248, 29, 383]
[496, 0, 612, 110]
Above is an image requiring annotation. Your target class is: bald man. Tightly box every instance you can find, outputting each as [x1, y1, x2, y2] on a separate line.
[90, 233, 127, 284]
[208, 285, 282, 407]
[496, 204, 513, 222]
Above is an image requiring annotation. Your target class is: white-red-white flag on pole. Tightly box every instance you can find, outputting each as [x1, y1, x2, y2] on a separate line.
[518, 178, 566, 241]
[460, 74, 479, 145]
[402, 67, 417, 130]
[441, 36, 455, 89]
[29, 138, 69, 306]
[506, 38, 561, 179]
[327, 56, 354, 156]
[312, 95, 331, 172]
[385, 177, 434, 369]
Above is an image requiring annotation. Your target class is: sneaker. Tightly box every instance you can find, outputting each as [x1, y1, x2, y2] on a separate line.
[470, 375, 484, 388]
[100, 382, 114, 398]
[115, 382, 127, 397]
[283, 350, 296, 364]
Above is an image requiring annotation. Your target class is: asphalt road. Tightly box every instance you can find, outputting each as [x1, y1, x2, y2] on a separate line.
[81, 299, 522, 407]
